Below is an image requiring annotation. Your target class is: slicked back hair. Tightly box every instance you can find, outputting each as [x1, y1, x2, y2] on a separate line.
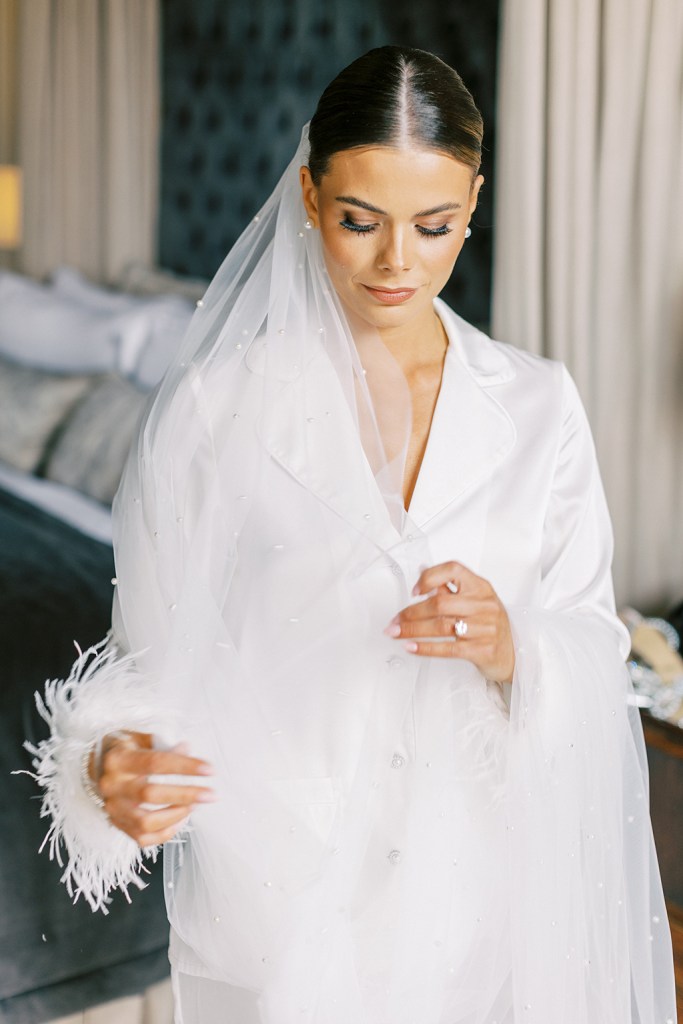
[308, 46, 483, 185]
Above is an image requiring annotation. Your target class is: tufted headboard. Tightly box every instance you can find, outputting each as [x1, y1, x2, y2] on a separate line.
[160, 0, 500, 328]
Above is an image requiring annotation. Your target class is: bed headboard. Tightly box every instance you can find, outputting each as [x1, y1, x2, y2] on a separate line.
[159, 0, 500, 329]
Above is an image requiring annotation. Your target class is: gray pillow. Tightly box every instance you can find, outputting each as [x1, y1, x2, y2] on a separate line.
[45, 376, 147, 504]
[0, 357, 93, 472]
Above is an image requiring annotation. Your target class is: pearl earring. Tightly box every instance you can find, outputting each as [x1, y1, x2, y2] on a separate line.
[465, 226, 472, 239]
[304, 219, 313, 230]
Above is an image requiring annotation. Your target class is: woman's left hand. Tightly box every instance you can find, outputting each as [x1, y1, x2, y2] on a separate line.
[384, 560, 515, 684]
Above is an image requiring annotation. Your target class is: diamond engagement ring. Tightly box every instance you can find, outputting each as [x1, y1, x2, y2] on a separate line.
[454, 618, 468, 638]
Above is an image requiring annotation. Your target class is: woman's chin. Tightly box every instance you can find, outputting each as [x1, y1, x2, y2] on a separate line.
[343, 290, 437, 334]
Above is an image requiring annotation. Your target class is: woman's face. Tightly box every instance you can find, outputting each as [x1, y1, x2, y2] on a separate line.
[300, 145, 483, 333]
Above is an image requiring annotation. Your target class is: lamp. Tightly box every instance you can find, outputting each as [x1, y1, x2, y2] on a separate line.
[0, 165, 22, 249]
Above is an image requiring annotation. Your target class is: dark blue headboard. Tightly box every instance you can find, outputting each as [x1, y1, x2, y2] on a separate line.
[159, 0, 500, 327]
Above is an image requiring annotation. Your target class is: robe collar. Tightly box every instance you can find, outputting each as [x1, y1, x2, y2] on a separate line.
[256, 298, 517, 547]
[405, 299, 517, 528]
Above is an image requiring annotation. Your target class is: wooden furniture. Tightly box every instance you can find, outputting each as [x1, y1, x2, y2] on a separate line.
[642, 712, 683, 1016]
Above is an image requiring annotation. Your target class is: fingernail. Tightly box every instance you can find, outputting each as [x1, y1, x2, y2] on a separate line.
[197, 764, 214, 775]
[411, 584, 421, 597]
[403, 641, 418, 653]
[196, 791, 218, 803]
[383, 624, 401, 637]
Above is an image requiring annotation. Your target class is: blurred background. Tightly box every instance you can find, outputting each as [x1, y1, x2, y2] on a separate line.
[0, 1, 681, 1022]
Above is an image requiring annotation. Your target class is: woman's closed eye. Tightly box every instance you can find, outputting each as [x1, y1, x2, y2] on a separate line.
[339, 216, 379, 234]
[416, 223, 452, 238]
[339, 216, 452, 238]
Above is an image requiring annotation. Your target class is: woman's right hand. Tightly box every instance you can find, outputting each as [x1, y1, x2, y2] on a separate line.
[92, 731, 216, 847]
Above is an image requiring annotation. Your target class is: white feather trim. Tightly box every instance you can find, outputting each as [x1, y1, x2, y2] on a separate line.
[18, 636, 164, 913]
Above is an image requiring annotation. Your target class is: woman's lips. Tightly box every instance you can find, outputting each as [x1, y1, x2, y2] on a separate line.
[362, 284, 418, 304]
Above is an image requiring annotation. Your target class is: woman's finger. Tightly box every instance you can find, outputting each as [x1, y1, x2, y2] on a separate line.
[388, 615, 494, 641]
[104, 745, 213, 780]
[104, 796, 194, 845]
[401, 638, 490, 660]
[401, 628, 515, 683]
[131, 801, 196, 834]
[412, 560, 484, 598]
[389, 593, 483, 631]
[99, 773, 216, 806]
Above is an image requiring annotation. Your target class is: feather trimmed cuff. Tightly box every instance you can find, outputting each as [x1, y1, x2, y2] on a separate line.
[19, 636, 163, 913]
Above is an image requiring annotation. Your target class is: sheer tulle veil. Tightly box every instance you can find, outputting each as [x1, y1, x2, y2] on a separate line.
[33, 122, 676, 1023]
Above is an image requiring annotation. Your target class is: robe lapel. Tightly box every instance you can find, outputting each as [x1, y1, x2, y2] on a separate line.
[406, 302, 517, 528]
[257, 344, 402, 550]
[256, 301, 517, 545]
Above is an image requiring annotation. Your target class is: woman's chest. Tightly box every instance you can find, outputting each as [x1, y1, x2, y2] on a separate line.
[403, 365, 445, 511]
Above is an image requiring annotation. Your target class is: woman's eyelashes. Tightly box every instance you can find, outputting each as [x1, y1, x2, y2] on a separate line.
[339, 216, 452, 238]
[339, 216, 377, 234]
[417, 223, 453, 238]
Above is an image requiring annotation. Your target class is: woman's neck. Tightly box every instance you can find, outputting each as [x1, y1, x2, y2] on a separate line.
[377, 306, 448, 375]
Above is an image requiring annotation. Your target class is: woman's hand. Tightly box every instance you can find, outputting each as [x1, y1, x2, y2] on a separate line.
[92, 731, 216, 848]
[384, 561, 516, 684]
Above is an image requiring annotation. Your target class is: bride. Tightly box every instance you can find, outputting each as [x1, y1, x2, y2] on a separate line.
[27, 46, 676, 1024]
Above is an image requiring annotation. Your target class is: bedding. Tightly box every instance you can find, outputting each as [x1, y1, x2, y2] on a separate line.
[0, 464, 112, 544]
[0, 269, 195, 385]
[44, 376, 148, 505]
[0, 356, 148, 507]
[115, 261, 207, 304]
[0, 273, 125, 374]
[0, 359, 92, 473]
[0, 486, 169, 1024]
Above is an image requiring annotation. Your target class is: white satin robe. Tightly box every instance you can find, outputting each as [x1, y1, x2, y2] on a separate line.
[165, 299, 675, 1022]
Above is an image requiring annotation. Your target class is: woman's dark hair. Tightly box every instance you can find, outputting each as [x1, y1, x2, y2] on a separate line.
[308, 46, 483, 185]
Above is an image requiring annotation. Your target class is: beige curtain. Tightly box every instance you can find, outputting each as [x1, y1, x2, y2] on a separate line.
[492, 0, 683, 610]
[0, 0, 19, 271]
[0, 0, 18, 160]
[15, 0, 159, 283]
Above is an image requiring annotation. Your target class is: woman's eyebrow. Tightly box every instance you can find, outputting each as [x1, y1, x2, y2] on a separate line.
[335, 195, 387, 215]
[415, 201, 462, 216]
[335, 196, 462, 217]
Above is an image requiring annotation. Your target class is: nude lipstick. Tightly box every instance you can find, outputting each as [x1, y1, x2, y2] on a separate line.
[362, 285, 418, 304]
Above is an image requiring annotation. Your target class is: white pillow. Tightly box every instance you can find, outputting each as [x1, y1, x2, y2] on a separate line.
[0, 271, 120, 373]
[51, 266, 194, 383]
[130, 298, 195, 389]
[52, 265, 143, 315]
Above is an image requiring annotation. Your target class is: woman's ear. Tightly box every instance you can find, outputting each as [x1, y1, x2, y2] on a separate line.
[469, 173, 485, 215]
[300, 167, 319, 226]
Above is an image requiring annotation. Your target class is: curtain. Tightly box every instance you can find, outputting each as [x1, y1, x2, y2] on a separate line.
[492, 0, 683, 610]
[0, 0, 18, 272]
[16, 0, 159, 283]
[0, 0, 18, 161]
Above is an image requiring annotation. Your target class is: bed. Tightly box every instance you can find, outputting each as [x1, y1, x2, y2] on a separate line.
[0, 266, 203, 1024]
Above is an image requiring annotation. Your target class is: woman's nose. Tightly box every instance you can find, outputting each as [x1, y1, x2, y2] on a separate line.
[376, 227, 413, 273]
